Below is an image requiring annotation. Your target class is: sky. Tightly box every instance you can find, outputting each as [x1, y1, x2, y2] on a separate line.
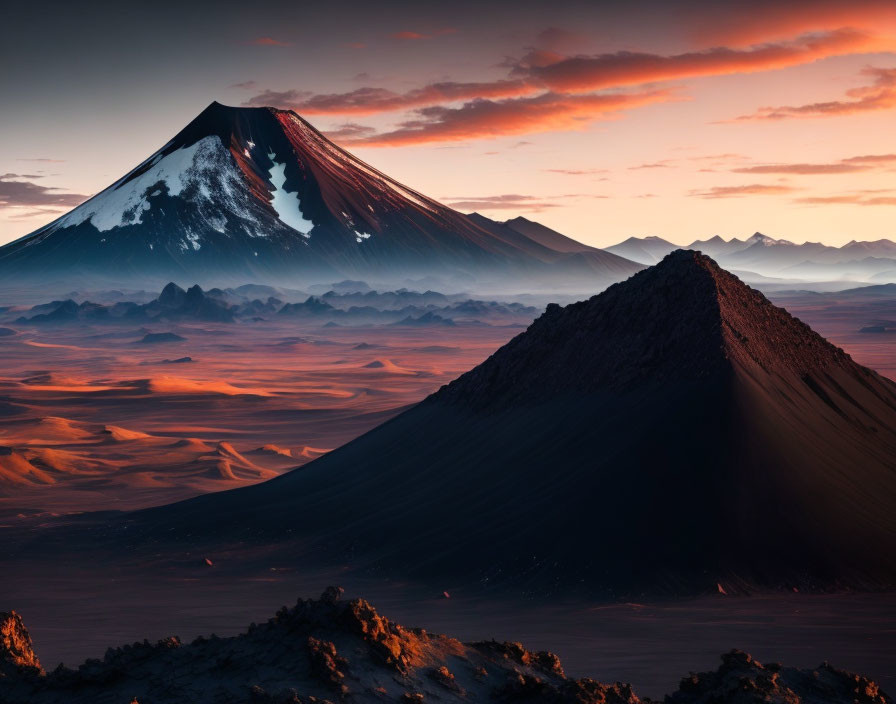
[1, 0, 895, 248]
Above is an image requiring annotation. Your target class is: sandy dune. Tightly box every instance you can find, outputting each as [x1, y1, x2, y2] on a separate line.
[0, 319, 519, 513]
[362, 358, 418, 374]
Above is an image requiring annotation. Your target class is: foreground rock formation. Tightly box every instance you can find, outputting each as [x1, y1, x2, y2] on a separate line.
[0, 589, 890, 704]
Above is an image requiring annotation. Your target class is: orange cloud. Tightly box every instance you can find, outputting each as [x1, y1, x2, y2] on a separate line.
[734, 163, 865, 174]
[691, 184, 798, 198]
[343, 90, 679, 147]
[689, 0, 896, 46]
[516, 29, 882, 94]
[737, 67, 896, 120]
[843, 153, 896, 164]
[252, 28, 886, 122]
[795, 192, 896, 206]
[237, 22, 894, 151]
[732, 154, 896, 174]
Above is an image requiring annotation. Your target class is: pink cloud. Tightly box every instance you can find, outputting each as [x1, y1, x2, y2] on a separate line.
[690, 183, 799, 198]
[736, 67, 896, 120]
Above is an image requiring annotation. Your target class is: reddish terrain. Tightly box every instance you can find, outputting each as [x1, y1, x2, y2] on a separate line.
[1, 274, 894, 520]
[0, 319, 521, 514]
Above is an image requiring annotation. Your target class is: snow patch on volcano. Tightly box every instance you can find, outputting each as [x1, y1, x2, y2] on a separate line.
[266, 153, 314, 237]
[56, 136, 251, 233]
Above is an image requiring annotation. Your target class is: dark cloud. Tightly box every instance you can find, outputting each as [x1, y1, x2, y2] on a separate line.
[243, 89, 312, 108]
[534, 27, 588, 51]
[323, 123, 377, 141]
[513, 29, 873, 92]
[248, 81, 533, 115]
[0, 174, 87, 208]
[687, 0, 896, 46]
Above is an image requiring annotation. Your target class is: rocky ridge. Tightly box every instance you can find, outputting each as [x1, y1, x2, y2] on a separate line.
[0, 589, 890, 704]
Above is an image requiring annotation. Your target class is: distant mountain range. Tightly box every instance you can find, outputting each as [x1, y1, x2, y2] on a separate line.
[606, 233, 896, 283]
[92, 251, 896, 595]
[0, 102, 640, 290]
[8, 281, 540, 327]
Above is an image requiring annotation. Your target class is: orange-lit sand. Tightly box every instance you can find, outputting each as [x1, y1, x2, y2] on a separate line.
[0, 319, 523, 513]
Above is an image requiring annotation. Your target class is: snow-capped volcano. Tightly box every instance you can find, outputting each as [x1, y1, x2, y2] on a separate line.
[0, 102, 640, 287]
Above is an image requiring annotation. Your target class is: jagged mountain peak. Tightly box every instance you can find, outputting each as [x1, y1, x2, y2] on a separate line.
[0, 611, 41, 675]
[433, 249, 856, 409]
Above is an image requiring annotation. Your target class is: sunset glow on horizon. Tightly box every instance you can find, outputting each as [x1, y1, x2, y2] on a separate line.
[2, 0, 895, 248]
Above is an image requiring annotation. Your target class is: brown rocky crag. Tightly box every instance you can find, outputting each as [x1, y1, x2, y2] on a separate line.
[0, 611, 42, 678]
[0, 589, 890, 704]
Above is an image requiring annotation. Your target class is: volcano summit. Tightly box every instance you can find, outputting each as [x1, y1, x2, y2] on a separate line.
[0, 102, 639, 288]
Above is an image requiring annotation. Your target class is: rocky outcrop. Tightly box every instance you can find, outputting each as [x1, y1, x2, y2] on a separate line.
[667, 650, 890, 704]
[0, 590, 889, 704]
[0, 611, 41, 676]
[432, 249, 861, 409]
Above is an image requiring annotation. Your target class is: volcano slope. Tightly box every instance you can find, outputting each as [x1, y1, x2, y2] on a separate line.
[96, 251, 896, 595]
[0, 102, 640, 288]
